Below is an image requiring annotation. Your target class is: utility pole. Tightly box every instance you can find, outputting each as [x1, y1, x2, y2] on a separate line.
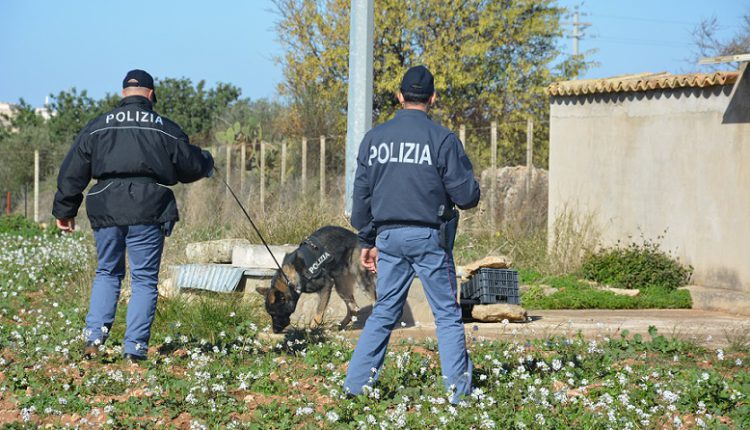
[344, 0, 374, 215]
[561, 4, 591, 77]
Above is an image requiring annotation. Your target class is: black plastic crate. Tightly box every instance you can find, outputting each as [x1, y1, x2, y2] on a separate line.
[460, 268, 520, 305]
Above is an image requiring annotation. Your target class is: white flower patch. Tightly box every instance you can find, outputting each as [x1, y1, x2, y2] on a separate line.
[552, 359, 562, 371]
[295, 406, 314, 416]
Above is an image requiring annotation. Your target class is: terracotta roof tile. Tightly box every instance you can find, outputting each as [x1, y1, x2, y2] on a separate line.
[547, 71, 739, 96]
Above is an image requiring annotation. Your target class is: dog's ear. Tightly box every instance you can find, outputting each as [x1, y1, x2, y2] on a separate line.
[256, 286, 270, 296]
[291, 251, 306, 272]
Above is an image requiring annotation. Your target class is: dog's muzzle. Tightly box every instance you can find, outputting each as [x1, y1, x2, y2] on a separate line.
[272, 316, 291, 333]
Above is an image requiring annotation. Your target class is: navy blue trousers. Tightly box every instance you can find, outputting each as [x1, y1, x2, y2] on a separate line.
[344, 226, 472, 402]
[84, 224, 164, 357]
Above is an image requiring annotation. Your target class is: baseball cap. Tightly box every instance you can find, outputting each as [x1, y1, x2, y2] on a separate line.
[123, 69, 157, 103]
[400, 66, 435, 96]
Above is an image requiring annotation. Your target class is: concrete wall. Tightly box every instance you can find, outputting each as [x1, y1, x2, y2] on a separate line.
[549, 76, 750, 298]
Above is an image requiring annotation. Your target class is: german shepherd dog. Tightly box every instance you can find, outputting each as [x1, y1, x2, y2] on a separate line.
[256, 226, 376, 333]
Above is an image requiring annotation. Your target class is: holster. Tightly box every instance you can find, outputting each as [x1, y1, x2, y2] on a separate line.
[160, 220, 174, 237]
[438, 208, 459, 251]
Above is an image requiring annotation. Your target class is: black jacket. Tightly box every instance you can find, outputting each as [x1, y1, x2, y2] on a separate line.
[351, 109, 481, 247]
[52, 96, 212, 229]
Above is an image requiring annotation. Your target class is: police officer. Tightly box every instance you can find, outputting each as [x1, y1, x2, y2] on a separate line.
[344, 66, 480, 402]
[52, 69, 214, 362]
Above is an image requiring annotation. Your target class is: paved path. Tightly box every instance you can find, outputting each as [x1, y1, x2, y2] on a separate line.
[341, 309, 749, 348]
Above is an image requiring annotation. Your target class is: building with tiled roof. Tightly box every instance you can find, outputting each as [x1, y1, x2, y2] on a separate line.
[547, 65, 750, 314]
[547, 71, 739, 97]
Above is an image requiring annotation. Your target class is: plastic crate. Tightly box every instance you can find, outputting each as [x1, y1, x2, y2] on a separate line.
[460, 268, 520, 305]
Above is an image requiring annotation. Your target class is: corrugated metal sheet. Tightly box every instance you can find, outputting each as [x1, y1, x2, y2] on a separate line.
[175, 264, 247, 293]
[547, 71, 739, 97]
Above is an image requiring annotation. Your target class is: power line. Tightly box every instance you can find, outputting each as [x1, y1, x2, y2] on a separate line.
[588, 13, 697, 26]
[593, 36, 690, 48]
[587, 13, 744, 29]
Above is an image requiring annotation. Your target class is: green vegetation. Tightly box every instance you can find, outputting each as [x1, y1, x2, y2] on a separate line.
[0, 226, 746, 428]
[521, 276, 692, 310]
[0, 214, 48, 237]
[274, 0, 591, 169]
[581, 236, 694, 290]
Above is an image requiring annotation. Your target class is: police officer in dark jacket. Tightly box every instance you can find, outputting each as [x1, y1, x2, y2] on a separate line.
[52, 69, 214, 362]
[344, 66, 480, 403]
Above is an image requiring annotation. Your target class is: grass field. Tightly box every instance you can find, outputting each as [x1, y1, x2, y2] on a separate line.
[0, 226, 748, 429]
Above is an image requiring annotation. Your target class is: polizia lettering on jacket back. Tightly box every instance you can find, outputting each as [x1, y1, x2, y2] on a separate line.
[368, 141, 432, 166]
[105, 110, 163, 125]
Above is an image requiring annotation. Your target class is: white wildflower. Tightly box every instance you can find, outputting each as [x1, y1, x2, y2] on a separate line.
[295, 406, 314, 416]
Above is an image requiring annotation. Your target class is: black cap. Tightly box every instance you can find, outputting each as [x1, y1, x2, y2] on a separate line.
[123, 69, 157, 103]
[400, 66, 435, 96]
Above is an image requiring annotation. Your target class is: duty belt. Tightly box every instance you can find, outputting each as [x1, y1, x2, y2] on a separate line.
[97, 176, 158, 184]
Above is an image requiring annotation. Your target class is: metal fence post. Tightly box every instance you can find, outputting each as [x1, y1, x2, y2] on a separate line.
[490, 122, 497, 228]
[33, 150, 39, 222]
[302, 137, 308, 190]
[225, 144, 231, 197]
[319, 135, 326, 200]
[281, 141, 287, 185]
[240, 138, 246, 193]
[260, 141, 266, 211]
[526, 118, 534, 193]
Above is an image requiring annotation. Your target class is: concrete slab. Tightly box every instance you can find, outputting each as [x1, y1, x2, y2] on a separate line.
[185, 239, 250, 264]
[232, 244, 296, 268]
[682, 285, 750, 316]
[339, 309, 749, 348]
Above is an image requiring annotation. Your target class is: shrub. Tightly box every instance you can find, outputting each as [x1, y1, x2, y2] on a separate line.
[0, 214, 46, 237]
[521, 278, 692, 310]
[580, 236, 693, 290]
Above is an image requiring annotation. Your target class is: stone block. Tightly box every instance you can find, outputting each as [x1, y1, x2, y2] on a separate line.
[471, 303, 528, 323]
[232, 244, 297, 269]
[158, 277, 179, 298]
[186, 239, 250, 264]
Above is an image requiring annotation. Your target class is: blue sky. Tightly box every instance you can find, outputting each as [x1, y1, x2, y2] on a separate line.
[0, 0, 747, 107]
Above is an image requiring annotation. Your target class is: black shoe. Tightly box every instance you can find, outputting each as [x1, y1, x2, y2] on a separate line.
[83, 342, 99, 359]
[123, 353, 147, 363]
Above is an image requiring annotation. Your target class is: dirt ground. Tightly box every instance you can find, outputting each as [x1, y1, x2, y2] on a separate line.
[339, 309, 750, 348]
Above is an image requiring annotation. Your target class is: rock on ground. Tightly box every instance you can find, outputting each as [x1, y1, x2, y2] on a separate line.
[519, 284, 557, 297]
[471, 303, 528, 322]
[462, 256, 512, 279]
[598, 286, 640, 297]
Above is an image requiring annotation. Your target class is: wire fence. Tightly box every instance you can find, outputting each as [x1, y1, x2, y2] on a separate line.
[3, 118, 549, 230]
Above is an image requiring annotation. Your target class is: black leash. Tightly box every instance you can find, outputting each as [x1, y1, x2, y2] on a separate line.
[212, 167, 292, 288]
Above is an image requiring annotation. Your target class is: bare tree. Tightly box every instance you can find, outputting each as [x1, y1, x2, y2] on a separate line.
[692, 11, 750, 71]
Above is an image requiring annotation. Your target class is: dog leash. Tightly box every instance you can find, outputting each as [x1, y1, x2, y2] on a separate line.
[212, 166, 293, 288]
